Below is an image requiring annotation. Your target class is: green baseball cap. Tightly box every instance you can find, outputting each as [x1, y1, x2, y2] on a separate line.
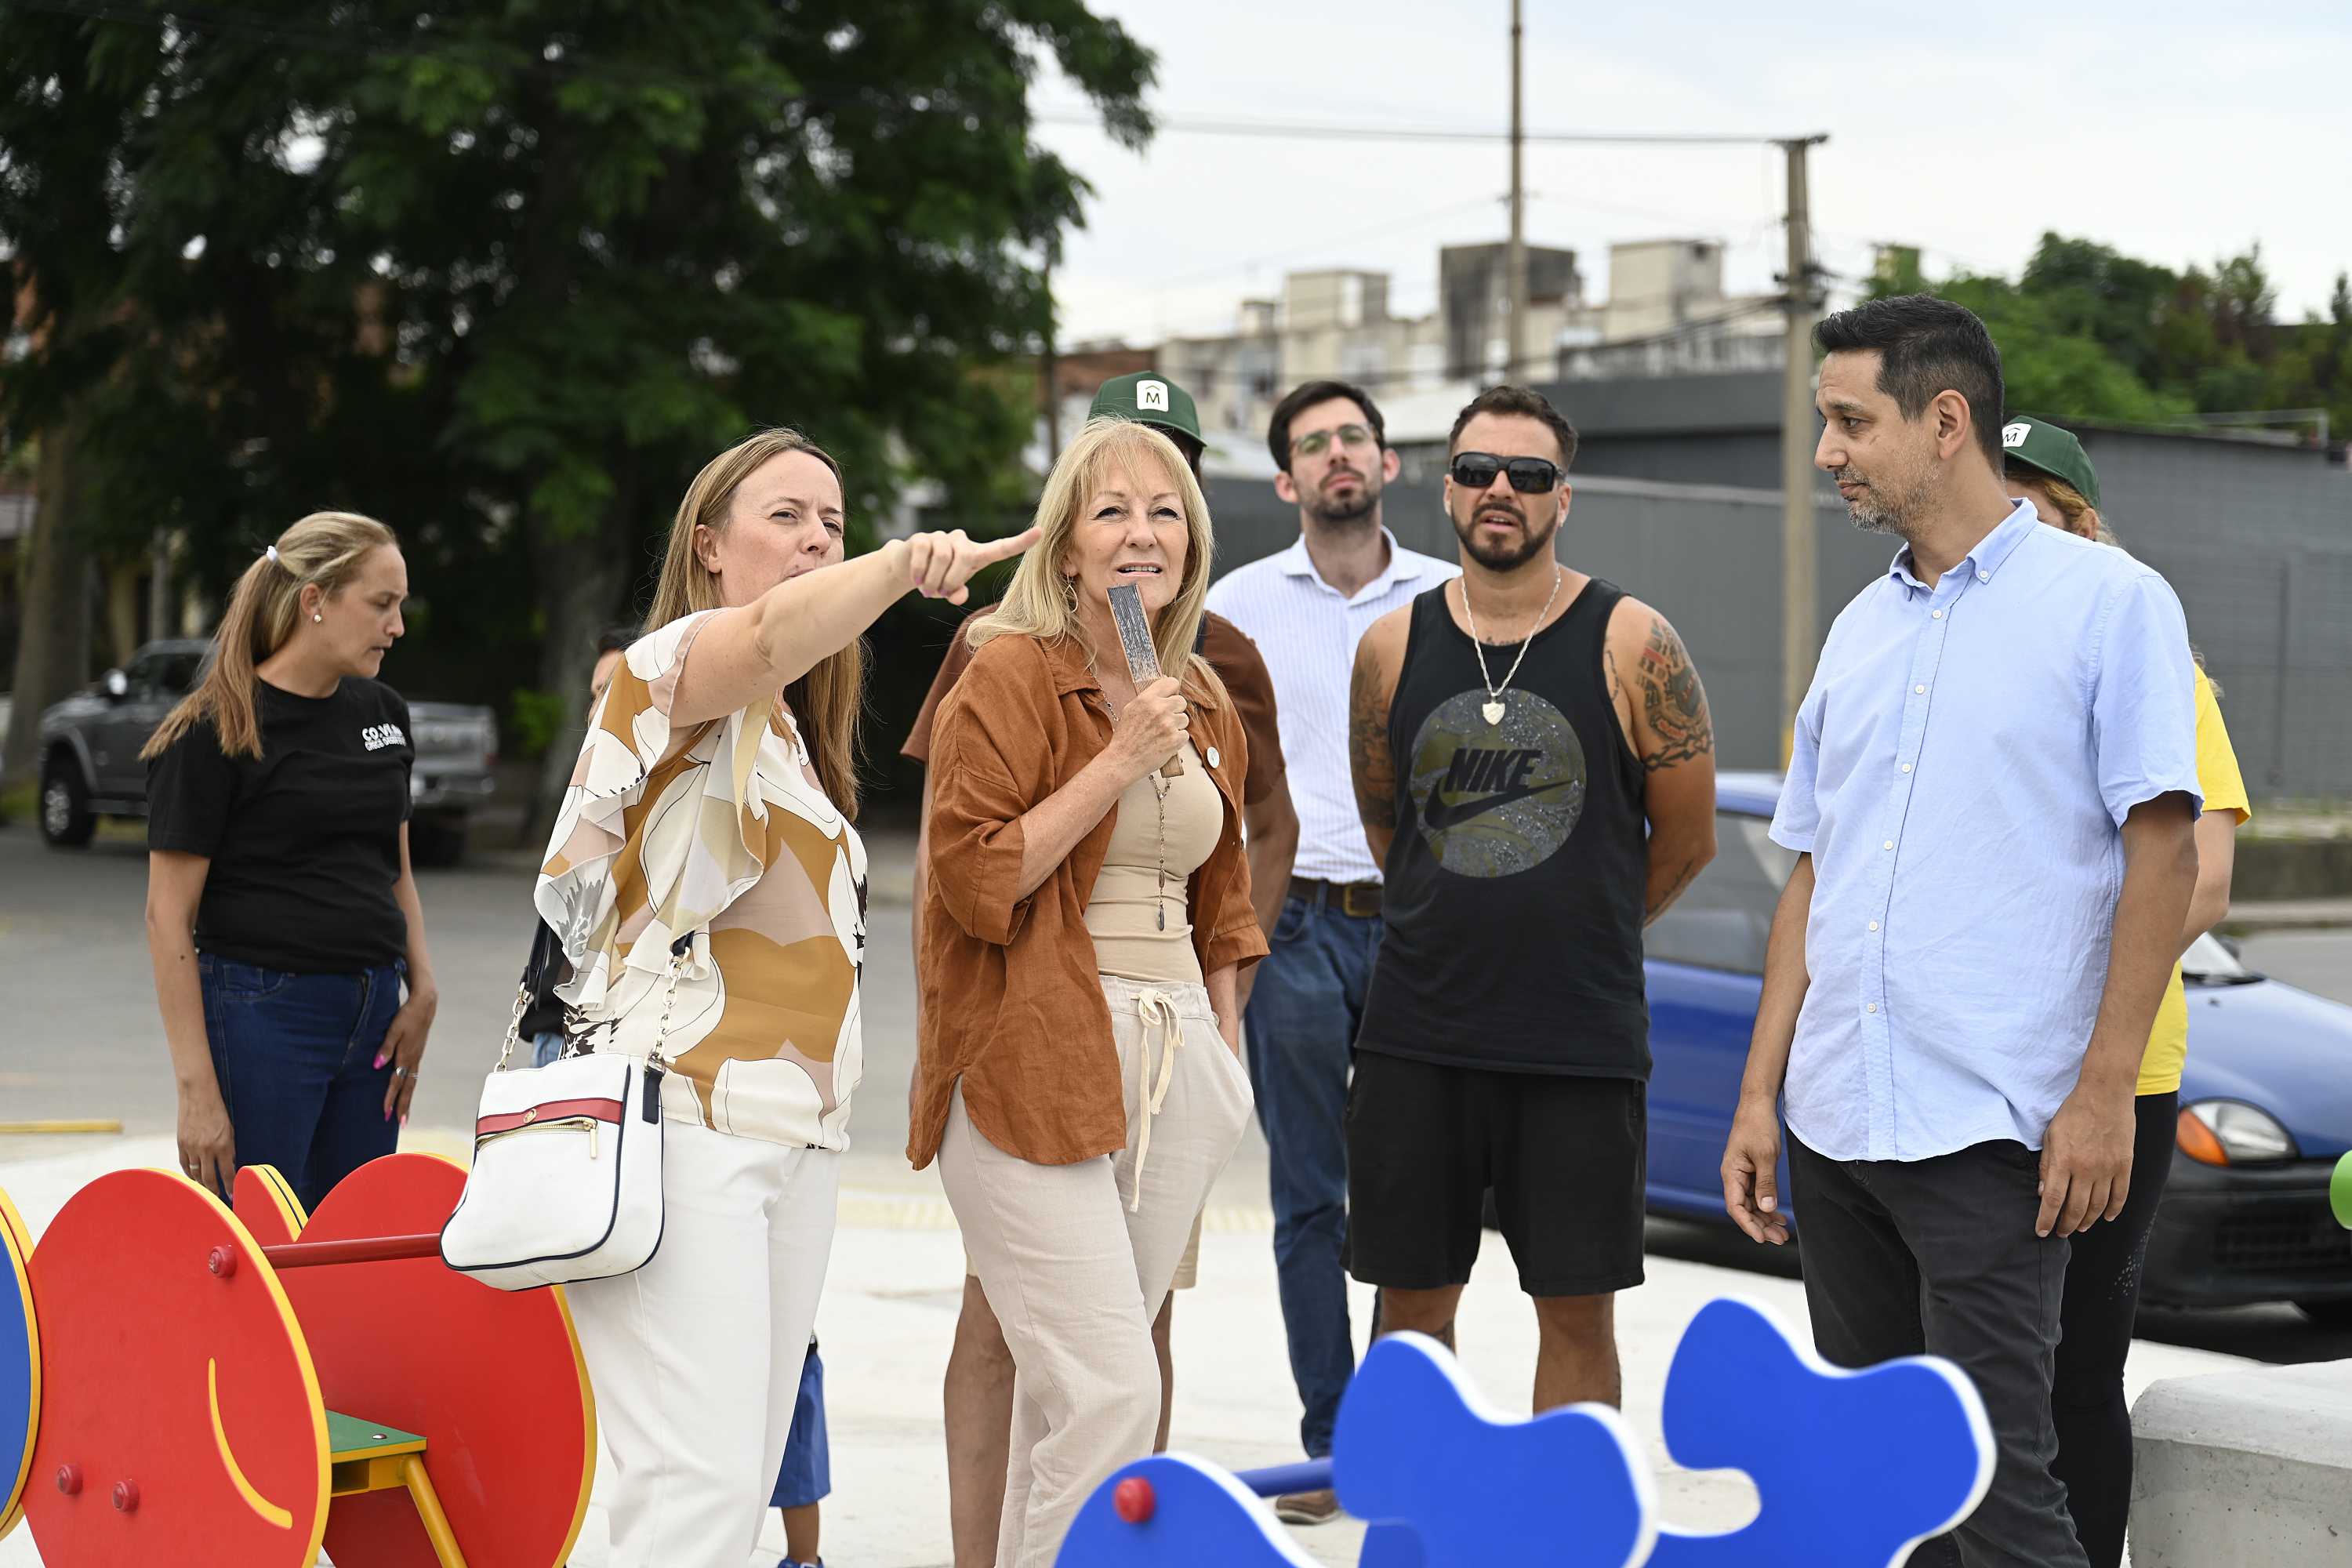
[1999, 415, 2101, 509]
[1090, 372, 1202, 445]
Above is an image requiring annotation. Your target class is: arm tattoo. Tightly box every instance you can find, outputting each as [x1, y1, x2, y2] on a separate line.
[1646, 854, 1706, 925]
[1350, 643, 1398, 832]
[1635, 615, 1714, 774]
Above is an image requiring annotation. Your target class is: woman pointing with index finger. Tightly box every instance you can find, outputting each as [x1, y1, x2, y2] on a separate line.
[534, 427, 1033, 1567]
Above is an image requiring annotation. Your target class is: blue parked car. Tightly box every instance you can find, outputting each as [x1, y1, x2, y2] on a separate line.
[1642, 772, 2352, 1326]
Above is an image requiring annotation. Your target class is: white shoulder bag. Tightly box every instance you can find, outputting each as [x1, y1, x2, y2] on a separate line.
[439, 929, 691, 1290]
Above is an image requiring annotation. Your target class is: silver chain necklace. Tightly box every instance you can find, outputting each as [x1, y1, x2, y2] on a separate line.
[1150, 766, 1171, 930]
[1461, 567, 1563, 726]
[1101, 655, 1177, 931]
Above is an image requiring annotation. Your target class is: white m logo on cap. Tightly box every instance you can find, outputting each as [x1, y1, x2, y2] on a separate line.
[2002, 422, 2031, 448]
[1136, 379, 1170, 412]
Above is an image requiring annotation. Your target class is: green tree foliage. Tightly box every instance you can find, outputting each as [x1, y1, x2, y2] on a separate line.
[1864, 234, 2350, 445]
[2266, 273, 2352, 443]
[2, 0, 1151, 817]
[1865, 239, 2187, 423]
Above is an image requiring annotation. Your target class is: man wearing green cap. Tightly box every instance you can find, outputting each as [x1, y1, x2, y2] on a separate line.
[901, 368, 1299, 1568]
[1089, 370, 1207, 474]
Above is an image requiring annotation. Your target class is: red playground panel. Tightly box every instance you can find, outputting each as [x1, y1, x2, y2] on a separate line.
[25, 1169, 330, 1568]
[233, 1165, 309, 1250]
[13, 1157, 593, 1568]
[269, 1153, 595, 1568]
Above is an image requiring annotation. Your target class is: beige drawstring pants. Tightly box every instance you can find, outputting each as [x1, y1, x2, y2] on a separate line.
[937, 975, 1254, 1568]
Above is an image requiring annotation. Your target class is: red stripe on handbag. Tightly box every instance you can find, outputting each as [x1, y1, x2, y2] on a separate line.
[476, 1097, 627, 1137]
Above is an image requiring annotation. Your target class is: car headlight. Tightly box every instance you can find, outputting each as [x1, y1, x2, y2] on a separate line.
[2178, 1099, 2300, 1166]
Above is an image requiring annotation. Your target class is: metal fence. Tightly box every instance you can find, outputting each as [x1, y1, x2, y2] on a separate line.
[1203, 426, 2352, 790]
[2082, 428, 2352, 798]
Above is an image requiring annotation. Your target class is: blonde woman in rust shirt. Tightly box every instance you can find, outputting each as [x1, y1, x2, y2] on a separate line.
[914, 417, 1265, 1568]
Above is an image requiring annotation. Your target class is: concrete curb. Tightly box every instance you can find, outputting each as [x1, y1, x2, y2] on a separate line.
[2129, 1359, 2352, 1566]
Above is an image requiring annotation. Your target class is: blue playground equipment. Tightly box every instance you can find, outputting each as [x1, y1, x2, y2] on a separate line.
[1060, 1295, 1994, 1568]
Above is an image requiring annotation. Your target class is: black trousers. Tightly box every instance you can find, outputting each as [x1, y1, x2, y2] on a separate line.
[2049, 1092, 2176, 1568]
[1789, 1133, 2089, 1568]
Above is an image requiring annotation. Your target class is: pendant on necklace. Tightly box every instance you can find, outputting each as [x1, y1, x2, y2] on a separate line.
[1156, 906, 1166, 931]
[1482, 699, 1506, 725]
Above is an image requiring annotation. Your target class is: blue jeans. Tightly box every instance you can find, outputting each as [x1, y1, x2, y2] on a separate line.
[770, 1340, 829, 1510]
[198, 954, 405, 1214]
[1243, 896, 1383, 1458]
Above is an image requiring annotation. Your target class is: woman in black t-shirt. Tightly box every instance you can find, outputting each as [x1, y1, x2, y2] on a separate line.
[143, 511, 441, 1211]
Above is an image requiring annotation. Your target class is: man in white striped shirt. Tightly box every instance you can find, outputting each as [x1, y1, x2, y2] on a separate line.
[1205, 379, 1457, 1515]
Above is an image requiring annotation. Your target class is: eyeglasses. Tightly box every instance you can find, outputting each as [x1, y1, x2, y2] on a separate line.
[1290, 423, 1377, 456]
[1449, 452, 1563, 493]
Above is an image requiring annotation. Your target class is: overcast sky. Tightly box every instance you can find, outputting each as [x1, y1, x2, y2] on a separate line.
[1030, 0, 2352, 350]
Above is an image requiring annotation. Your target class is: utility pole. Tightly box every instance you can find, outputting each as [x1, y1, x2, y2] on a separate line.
[1504, 0, 1527, 384]
[1778, 136, 1827, 757]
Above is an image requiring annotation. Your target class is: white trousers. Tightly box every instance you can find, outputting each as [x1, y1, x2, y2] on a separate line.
[568, 1121, 840, 1568]
[938, 975, 1255, 1568]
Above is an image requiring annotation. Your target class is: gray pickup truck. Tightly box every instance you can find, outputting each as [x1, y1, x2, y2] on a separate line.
[34, 638, 499, 865]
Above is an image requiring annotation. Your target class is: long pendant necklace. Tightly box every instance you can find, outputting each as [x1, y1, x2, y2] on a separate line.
[1151, 765, 1171, 930]
[1098, 653, 1178, 931]
[1461, 567, 1563, 725]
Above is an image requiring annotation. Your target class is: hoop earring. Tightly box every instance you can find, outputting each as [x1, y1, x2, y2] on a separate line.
[1059, 575, 1080, 613]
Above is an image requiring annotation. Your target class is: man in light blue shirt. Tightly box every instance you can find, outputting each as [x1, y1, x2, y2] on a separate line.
[1721, 296, 2199, 1568]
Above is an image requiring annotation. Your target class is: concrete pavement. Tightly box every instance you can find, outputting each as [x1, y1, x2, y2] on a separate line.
[0, 1135, 2252, 1568]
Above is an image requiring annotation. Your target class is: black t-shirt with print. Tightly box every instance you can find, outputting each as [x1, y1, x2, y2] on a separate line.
[147, 678, 416, 973]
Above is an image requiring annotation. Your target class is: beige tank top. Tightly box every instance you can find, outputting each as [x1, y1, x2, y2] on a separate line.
[1084, 736, 1222, 985]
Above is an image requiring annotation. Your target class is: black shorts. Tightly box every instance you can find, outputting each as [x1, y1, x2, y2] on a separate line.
[1342, 1049, 1646, 1298]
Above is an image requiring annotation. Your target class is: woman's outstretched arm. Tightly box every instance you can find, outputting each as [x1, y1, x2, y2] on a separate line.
[670, 529, 1037, 728]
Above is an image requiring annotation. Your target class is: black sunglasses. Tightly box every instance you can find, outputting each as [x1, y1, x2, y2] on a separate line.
[1450, 452, 1563, 493]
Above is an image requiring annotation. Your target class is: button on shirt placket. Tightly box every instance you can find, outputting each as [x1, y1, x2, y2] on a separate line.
[1861, 562, 1977, 1151]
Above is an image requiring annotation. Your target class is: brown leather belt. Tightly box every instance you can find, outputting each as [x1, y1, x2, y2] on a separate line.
[1289, 877, 1382, 918]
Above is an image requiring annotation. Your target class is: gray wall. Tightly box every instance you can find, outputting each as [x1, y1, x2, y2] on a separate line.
[2078, 428, 2352, 797]
[1205, 424, 2352, 789]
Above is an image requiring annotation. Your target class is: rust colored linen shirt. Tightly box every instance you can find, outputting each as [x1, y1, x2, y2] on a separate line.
[909, 630, 1269, 1170]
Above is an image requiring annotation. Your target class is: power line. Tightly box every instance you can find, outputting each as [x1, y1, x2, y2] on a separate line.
[11, 0, 1825, 151]
[8, 0, 1831, 158]
[1033, 105, 1825, 147]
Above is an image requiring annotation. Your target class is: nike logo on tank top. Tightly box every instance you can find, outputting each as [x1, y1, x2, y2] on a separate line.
[1356, 578, 1652, 1079]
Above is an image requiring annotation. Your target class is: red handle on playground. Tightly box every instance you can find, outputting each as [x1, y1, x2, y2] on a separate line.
[259, 1233, 445, 1269]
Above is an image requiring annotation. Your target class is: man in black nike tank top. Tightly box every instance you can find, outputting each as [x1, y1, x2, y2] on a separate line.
[1344, 386, 1719, 1412]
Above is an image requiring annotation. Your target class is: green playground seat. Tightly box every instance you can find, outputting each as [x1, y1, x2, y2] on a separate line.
[325, 1410, 467, 1566]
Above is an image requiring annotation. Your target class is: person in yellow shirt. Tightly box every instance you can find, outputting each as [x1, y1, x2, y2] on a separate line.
[2002, 416, 2250, 1568]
